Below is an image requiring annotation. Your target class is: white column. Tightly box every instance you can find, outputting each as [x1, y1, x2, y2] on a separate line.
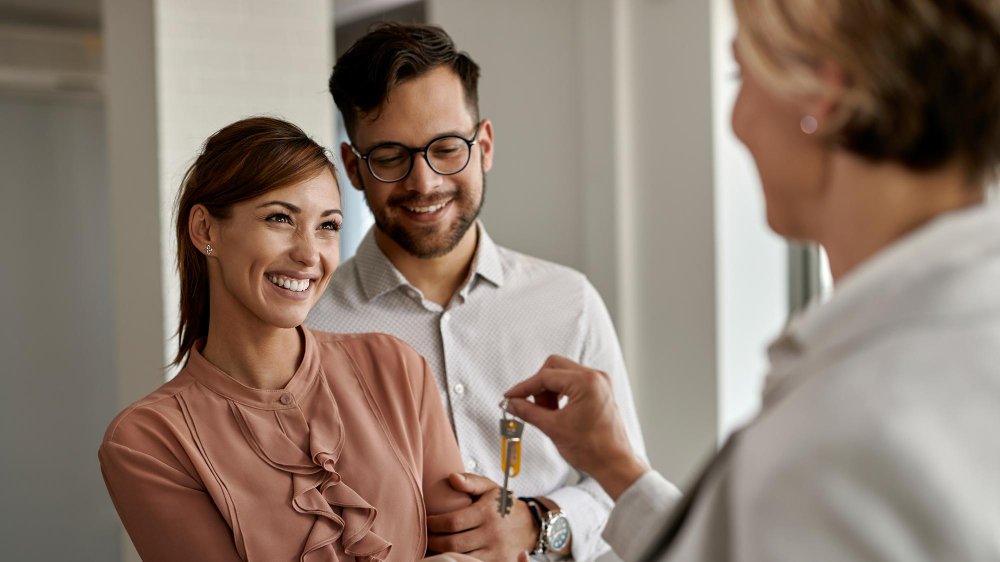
[103, 1, 333, 559]
[621, 0, 722, 483]
[710, 0, 788, 444]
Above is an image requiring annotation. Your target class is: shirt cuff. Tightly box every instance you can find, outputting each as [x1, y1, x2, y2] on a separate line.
[602, 470, 682, 562]
[546, 482, 614, 561]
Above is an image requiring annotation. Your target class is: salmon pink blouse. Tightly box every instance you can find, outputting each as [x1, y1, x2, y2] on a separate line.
[99, 328, 470, 561]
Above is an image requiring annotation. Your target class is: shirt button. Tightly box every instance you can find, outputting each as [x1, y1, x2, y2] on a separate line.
[453, 383, 465, 395]
[279, 393, 293, 406]
[465, 458, 478, 472]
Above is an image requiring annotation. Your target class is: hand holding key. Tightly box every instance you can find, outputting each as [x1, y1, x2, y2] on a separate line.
[503, 355, 649, 501]
[497, 399, 524, 517]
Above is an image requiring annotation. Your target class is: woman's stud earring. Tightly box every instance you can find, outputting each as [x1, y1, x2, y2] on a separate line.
[205, 244, 214, 256]
[800, 115, 819, 135]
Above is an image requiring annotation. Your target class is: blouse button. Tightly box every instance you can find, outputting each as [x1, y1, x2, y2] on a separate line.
[279, 393, 293, 406]
[453, 383, 465, 395]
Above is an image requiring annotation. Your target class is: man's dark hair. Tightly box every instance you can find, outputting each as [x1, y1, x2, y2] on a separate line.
[330, 22, 481, 141]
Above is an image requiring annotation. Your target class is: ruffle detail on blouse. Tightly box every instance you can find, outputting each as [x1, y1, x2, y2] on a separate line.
[229, 375, 391, 562]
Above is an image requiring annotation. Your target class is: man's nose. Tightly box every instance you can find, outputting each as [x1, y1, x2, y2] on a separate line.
[404, 151, 444, 193]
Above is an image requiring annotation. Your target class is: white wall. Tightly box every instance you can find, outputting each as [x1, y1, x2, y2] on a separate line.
[0, 94, 118, 561]
[430, 1, 585, 273]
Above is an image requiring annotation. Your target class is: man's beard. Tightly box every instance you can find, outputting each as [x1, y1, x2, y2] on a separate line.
[367, 172, 486, 259]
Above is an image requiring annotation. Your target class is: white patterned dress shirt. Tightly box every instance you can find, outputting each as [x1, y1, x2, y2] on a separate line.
[307, 223, 648, 561]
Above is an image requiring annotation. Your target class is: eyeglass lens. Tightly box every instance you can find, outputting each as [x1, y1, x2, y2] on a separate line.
[368, 136, 471, 182]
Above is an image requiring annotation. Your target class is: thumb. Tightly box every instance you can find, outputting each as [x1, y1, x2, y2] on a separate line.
[517, 552, 531, 562]
[447, 472, 498, 496]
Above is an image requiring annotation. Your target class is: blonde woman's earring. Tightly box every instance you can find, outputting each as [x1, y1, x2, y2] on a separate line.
[800, 115, 819, 135]
[205, 244, 214, 255]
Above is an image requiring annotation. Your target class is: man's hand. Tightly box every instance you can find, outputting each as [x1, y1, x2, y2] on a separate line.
[426, 473, 539, 562]
[421, 554, 483, 562]
[504, 355, 649, 500]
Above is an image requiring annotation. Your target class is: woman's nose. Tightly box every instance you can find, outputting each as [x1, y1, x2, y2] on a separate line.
[289, 232, 320, 266]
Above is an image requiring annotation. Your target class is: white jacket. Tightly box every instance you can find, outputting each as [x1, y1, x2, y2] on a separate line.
[605, 204, 1000, 561]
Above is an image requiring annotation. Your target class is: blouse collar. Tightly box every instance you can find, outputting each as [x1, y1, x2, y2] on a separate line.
[184, 326, 321, 410]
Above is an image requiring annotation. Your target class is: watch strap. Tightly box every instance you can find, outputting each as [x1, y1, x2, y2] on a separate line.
[519, 497, 548, 555]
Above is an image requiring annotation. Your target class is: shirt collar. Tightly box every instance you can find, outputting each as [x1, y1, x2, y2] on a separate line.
[354, 221, 505, 302]
[764, 203, 1000, 400]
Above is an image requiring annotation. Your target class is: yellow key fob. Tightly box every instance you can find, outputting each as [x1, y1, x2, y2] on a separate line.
[501, 436, 522, 476]
[500, 419, 524, 476]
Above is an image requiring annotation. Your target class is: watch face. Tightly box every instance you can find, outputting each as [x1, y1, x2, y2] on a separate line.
[545, 514, 570, 551]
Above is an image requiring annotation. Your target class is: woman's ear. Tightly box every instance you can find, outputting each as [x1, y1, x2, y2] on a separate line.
[189, 204, 216, 256]
[805, 61, 846, 133]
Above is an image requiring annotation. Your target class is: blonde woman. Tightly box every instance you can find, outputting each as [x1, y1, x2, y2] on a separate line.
[506, 2, 1000, 561]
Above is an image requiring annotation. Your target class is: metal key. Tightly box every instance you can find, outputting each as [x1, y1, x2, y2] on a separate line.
[497, 399, 524, 517]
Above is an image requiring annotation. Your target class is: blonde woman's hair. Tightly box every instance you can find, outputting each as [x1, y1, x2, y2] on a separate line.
[735, 0, 1000, 183]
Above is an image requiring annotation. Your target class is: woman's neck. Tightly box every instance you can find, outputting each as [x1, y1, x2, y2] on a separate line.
[819, 155, 983, 283]
[201, 312, 303, 391]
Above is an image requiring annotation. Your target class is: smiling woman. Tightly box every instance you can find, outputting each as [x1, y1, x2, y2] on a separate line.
[98, 117, 472, 562]
[173, 117, 342, 368]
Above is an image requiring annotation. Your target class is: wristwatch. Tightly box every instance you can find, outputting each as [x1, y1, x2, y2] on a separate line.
[521, 497, 572, 556]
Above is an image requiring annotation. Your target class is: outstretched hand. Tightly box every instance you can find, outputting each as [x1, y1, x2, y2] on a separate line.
[504, 355, 649, 500]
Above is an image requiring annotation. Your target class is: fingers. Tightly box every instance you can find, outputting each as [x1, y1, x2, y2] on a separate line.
[505, 398, 559, 434]
[504, 367, 577, 400]
[447, 472, 498, 496]
[427, 503, 483, 534]
[427, 485, 498, 534]
[426, 529, 482, 555]
[542, 354, 583, 369]
[517, 552, 531, 562]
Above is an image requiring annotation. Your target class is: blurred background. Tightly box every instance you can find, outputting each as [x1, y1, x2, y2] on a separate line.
[0, 0, 829, 560]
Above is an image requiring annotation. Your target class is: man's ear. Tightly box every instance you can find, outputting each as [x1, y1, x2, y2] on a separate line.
[188, 204, 216, 256]
[477, 119, 495, 173]
[340, 142, 365, 192]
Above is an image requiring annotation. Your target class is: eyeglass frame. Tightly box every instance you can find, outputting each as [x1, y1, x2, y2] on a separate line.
[349, 121, 483, 184]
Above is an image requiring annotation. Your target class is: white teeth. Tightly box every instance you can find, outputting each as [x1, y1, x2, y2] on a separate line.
[406, 201, 448, 214]
[267, 274, 310, 292]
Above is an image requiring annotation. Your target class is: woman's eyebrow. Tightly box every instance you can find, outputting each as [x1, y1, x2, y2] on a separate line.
[258, 201, 300, 213]
[258, 201, 342, 217]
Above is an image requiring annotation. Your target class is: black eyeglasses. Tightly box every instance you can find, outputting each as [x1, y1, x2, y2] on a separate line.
[350, 122, 482, 183]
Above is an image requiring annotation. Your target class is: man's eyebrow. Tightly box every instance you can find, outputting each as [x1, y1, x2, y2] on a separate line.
[363, 128, 474, 147]
[258, 201, 342, 217]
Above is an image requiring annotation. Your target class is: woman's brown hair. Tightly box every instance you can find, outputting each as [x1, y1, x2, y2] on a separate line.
[173, 116, 337, 366]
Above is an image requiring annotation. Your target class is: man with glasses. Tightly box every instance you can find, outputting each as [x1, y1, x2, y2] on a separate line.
[308, 23, 663, 561]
